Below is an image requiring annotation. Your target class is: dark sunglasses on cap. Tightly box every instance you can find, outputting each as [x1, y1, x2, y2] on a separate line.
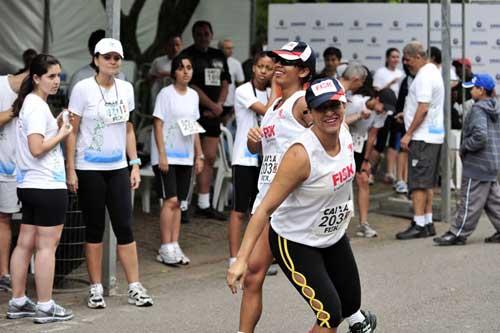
[272, 55, 301, 67]
[102, 54, 121, 61]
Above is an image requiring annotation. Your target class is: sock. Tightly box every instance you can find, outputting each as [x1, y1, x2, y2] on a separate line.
[160, 243, 169, 252]
[37, 300, 54, 312]
[198, 193, 210, 209]
[228, 257, 237, 266]
[425, 213, 433, 225]
[128, 282, 141, 290]
[414, 215, 426, 227]
[172, 241, 180, 248]
[91, 283, 104, 293]
[166, 242, 175, 252]
[11, 295, 28, 306]
[347, 310, 365, 326]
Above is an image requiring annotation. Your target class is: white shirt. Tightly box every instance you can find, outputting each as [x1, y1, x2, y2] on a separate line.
[149, 55, 173, 103]
[232, 82, 269, 167]
[271, 126, 355, 248]
[373, 66, 404, 97]
[0, 75, 18, 182]
[68, 64, 126, 99]
[224, 57, 245, 107]
[16, 94, 66, 189]
[252, 90, 307, 213]
[345, 94, 387, 153]
[404, 63, 445, 144]
[150, 85, 200, 166]
[69, 77, 135, 170]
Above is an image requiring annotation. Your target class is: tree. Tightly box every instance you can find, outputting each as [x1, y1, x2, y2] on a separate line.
[100, 0, 200, 65]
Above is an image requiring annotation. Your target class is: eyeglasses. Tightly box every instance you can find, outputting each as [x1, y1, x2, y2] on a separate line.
[102, 54, 122, 62]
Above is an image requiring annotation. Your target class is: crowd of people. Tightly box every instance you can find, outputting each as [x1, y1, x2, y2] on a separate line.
[0, 17, 499, 332]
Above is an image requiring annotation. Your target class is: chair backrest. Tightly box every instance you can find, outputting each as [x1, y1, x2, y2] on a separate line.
[219, 124, 234, 165]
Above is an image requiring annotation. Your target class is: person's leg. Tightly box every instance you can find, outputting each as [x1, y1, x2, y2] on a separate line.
[229, 210, 245, 259]
[484, 181, 500, 231]
[239, 224, 274, 333]
[385, 148, 398, 181]
[0, 213, 12, 277]
[397, 151, 408, 183]
[197, 136, 219, 206]
[355, 173, 369, 225]
[34, 225, 64, 302]
[10, 224, 36, 298]
[161, 197, 181, 243]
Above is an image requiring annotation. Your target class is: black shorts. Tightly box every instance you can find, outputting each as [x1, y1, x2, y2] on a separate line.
[153, 164, 192, 200]
[232, 165, 259, 213]
[408, 141, 442, 191]
[17, 188, 68, 227]
[353, 142, 367, 174]
[199, 114, 222, 138]
[374, 116, 393, 153]
[221, 106, 234, 118]
[269, 227, 361, 328]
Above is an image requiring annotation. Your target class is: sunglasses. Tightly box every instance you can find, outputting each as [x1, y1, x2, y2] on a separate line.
[273, 56, 301, 67]
[102, 54, 121, 61]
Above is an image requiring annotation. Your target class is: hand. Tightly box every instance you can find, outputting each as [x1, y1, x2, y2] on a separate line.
[361, 160, 371, 175]
[211, 102, 223, 117]
[159, 155, 169, 174]
[400, 133, 411, 151]
[247, 127, 263, 144]
[66, 168, 78, 193]
[130, 165, 141, 190]
[394, 113, 404, 123]
[360, 109, 371, 120]
[58, 122, 73, 139]
[226, 258, 248, 294]
[195, 156, 204, 175]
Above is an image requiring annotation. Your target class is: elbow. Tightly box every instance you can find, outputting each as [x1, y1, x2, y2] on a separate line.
[29, 148, 44, 158]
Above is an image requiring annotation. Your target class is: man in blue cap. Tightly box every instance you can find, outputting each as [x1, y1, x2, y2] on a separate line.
[434, 73, 500, 245]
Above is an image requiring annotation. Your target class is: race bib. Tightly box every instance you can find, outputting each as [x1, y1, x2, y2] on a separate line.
[100, 101, 128, 125]
[314, 200, 353, 236]
[204, 68, 221, 86]
[177, 119, 206, 136]
[352, 134, 366, 153]
[258, 154, 279, 184]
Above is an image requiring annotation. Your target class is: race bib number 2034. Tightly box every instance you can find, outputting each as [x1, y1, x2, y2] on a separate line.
[314, 200, 353, 236]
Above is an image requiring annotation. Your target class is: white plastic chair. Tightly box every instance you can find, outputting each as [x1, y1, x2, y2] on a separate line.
[212, 125, 233, 212]
[450, 129, 462, 190]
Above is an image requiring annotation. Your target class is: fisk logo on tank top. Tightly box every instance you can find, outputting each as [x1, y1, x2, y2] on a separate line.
[332, 163, 354, 190]
[262, 124, 276, 139]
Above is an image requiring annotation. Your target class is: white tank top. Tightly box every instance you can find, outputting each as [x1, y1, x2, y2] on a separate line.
[251, 90, 307, 213]
[270, 126, 355, 248]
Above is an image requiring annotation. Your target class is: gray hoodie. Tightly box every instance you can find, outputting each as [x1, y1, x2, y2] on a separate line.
[460, 97, 500, 181]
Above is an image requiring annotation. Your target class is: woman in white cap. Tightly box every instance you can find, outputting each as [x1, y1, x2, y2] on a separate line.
[7, 54, 73, 323]
[66, 38, 153, 309]
[228, 77, 377, 333]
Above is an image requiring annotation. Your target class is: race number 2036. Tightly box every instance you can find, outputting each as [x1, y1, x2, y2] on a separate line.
[314, 200, 353, 235]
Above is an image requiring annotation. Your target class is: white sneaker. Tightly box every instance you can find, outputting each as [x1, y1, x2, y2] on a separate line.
[394, 180, 408, 194]
[128, 283, 153, 307]
[156, 247, 180, 265]
[173, 244, 190, 265]
[87, 284, 106, 309]
[356, 223, 378, 238]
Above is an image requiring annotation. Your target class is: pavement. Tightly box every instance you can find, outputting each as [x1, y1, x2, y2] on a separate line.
[1, 184, 500, 333]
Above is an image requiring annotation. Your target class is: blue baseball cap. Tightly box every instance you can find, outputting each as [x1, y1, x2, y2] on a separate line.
[305, 77, 347, 109]
[462, 74, 496, 91]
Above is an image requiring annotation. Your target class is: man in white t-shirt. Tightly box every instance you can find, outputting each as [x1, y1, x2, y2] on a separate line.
[219, 38, 245, 125]
[396, 41, 444, 240]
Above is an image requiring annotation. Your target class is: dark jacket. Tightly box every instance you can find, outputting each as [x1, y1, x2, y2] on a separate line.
[460, 97, 500, 181]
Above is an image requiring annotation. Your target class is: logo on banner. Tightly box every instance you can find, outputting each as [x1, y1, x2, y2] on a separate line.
[348, 38, 364, 44]
[406, 22, 423, 28]
[368, 37, 380, 47]
[453, 38, 459, 46]
[388, 39, 404, 44]
[310, 38, 326, 43]
[496, 74, 500, 81]
[328, 22, 344, 27]
[352, 53, 359, 60]
[497, 39, 500, 46]
[366, 22, 383, 28]
[313, 19, 324, 30]
[390, 20, 401, 31]
[473, 21, 486, 32]
[476, 21, 482, 28]
[490, 59, 500, 64]
[295, 35, 301, 42]
[354, 20, 359, 27]
[434, 20, 440, 28]
[333, 36, 338, 43]
[491, 24, 500, 29]
[470, 40, 488, 46]
[365, 55, 382, 61]
[475, 56, 482, 63]
[411, 37, 418, 41]
[276, 19, 287, 30]
[350, 20, 362, 30]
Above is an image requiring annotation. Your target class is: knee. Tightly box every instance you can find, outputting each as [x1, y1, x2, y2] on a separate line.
[164, 198, 180, 210]
[114, 224, 134, 245]
[356, 174, 368, 188]
[243, 264, 267, 291]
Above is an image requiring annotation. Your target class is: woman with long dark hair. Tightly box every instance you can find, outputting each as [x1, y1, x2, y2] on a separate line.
[7, 54, 73, 323]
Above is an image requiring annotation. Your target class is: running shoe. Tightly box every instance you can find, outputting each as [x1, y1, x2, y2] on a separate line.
[7, 297, 36, 319]
[87, 284, 106, 309]
[128, 283, 153, 307]
[485, 231, 500, 243]
[348, 309, 377, 333]
[266, 265, 278, 276]
[394, 180, 408, 194]
[0, 274, 11, 291]
[195, 206, 227, 221]
[156, 247, 180, 265]
[356, 224, 378, 238]
[33, 302, 73, 324]
[368, 174, 375, 186]
[173, 244, 190, 265]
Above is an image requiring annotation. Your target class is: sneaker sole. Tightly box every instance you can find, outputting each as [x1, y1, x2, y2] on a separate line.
[87, 301, 106, 309]
[127, 298, 154, 307]
[156, 254, 180, 265]
[7, 312, 36, 319]
[33, 314, 74, 324]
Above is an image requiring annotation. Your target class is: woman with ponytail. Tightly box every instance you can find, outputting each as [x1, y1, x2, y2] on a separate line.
[7, 54, 74, 324]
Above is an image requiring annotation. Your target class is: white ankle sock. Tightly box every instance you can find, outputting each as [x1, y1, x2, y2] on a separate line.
[11, 295, 28, 306]
[37, 300, 54, 311]
[128, 282, 141, 290]
[91, 283, 103, 293]
[198, 193, 210, 209]
[160, 243, 169, 252]
[414, 215, 426, 227]
[228, 257, 237, 266]
[425, 213, 433, 225]
[347, 310, 365, 326]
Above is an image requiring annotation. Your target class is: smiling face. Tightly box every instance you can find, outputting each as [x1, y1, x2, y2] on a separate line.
[387, 50, 400, 69]
[94, 52, 122, 76]
[33, 64, 61, 97]
[273, 57, 310, 88]
[311, 100, 345, 135]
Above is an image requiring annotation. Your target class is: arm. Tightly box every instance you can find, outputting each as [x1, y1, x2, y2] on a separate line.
[292, 97, 312, 127]
[126, 121, 141, 190]
[191, 84, 223, 116]
[0, 108, 14, 126]
[217, 79, 229, 107]
[461, 108, 487, 154]
[227, 143, 310, 293]
[194, 133, 204, 174]
[361, 127, 379, 173]
[400, 102, 429, 150]
[29, 122, 73, 158]
[65, 113, 80, 192]
[153, 117, 169, 173]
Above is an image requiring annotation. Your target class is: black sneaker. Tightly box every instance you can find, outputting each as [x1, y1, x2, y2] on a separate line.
[195, 206, 226, 221]
[348, 309, 377, 333]
[181, 210, 190, 224]
[484, 231, 500, 243]
[396, 222, 428, 240]
[426, 223, 436, 236]
[433, 231, 466, 246]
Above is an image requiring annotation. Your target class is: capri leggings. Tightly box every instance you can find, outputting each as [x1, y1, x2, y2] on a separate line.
[269, 227, 361, 328]
[76, 167, 134, 245]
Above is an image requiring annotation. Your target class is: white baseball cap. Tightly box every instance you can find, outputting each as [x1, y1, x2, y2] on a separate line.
[94, 38, 124, 58]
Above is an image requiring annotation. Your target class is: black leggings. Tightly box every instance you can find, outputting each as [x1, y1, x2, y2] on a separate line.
[269, 227, 361, 328]
[77, 168, 134, 245]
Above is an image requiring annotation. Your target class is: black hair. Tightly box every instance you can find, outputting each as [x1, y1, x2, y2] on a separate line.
[88, 29, 106, 56]
[192, 20, 213, 36]
[429, 46, 442, 65]
[12, 54, 61, 116]
[250, 42, 263, 57]
[15, 49, 38, 75]
[385, 48, 400, 68]
[170, 54, 193, 81]
[353, 65, 375, 97]
[323, 47, 342, 60]
[252, 51, 272, 65]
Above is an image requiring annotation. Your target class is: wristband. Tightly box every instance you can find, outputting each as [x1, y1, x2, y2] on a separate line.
[129, 158, 142, 166]
[197, 154, 205, 160]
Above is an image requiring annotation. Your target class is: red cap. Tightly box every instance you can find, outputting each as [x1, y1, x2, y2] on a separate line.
[454, 58, 472, 67]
